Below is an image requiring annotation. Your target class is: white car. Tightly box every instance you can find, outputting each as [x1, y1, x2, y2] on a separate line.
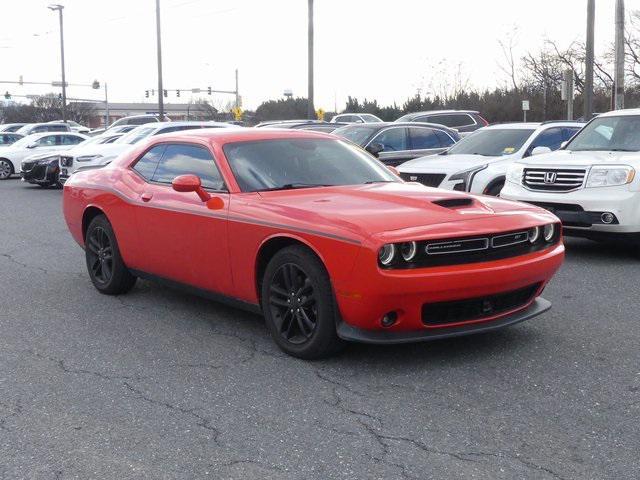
[0, 132, 88, 180]
[49, 120, 90, 134]
[501, 109, 640, 244]
[398, 122, 583, 196]
[330, 113, 382, 123]
[59, 121, 235, 184]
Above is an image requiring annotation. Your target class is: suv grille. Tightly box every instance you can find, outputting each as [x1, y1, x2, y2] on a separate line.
[21, 161, 36, 172]
[60, 156, 73, 167]
[400, 173, 446, 188]
[523, 168, 586, 192]
[422, 283, 540, 326]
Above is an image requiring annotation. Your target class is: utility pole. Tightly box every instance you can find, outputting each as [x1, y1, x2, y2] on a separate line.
[584, 0, 595, 120]
[235, 68, 239, 109]
[307, 0, 315, 119]
[104, 83, 110, 127]
[614, 0, 625, 109]
[155, 0, 165, 119]
[563, 69, 574, 120]
[48, 4, 67, 122]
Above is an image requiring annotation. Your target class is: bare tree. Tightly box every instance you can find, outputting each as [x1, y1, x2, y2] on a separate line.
[497, 27, 520, 91]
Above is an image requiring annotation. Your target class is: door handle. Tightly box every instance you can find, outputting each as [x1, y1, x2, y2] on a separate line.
[141, 192, 153, 202]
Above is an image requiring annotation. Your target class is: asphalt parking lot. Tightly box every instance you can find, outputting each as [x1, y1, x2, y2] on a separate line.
[0, 179, 638, 480]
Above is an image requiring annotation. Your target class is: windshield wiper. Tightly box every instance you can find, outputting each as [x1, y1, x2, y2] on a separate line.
[609, 148, 638, 152]
[257, 183, 332, 192]
[364, 180, 396, 184]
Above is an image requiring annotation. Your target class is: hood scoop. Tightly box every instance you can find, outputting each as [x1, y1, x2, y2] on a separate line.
[432, 197, 474, 209]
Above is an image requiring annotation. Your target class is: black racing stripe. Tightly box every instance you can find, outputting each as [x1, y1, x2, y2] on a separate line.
[76, 183, 362, 245]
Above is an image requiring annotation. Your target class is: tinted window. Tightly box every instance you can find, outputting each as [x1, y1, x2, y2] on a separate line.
[152, 144, 224, 190]
[59, 135, 84, 145]
[0, 134, 19, 145]
[333, 125, 378, 146]
[529, 127, 578, 152]
[35, 135, 58, 146]
[223, 138, 396, 192]
[409, 127, 441, 149]
[446, 129, 535, 156]
[133, 145, 166, 180]
[433, 129, 455, 146]
[371, 127, 408, 151]
[33, 126, 47, 133]
[426, 114, 475, 128]
[47, 125, 67, 132]
[130, 117, 156, 125]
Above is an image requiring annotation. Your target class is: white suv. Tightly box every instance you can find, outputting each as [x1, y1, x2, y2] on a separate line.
[398, 122, 582, 196]
[501, 109, 640, 243]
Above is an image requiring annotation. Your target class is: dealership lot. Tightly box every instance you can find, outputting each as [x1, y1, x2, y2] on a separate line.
[0, 179, 638, 479]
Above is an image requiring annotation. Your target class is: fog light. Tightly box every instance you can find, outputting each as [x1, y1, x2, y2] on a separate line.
[381, 311, 398, 328]
[601, 212, 615, 224]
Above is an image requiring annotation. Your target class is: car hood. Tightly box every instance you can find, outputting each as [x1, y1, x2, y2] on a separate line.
[518, 149, 640, 167]
[23, 151, 64, 162]
[399, 153, 509, 173]
[254, 182, 553, 241]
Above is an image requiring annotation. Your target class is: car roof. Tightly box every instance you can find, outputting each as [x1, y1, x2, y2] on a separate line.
[399, 110, 480, 119]
[335, 121, 456, 132]
[151, 127, 332, 145]
[483, 122, 583, 130]
[598, 108, 640, 117]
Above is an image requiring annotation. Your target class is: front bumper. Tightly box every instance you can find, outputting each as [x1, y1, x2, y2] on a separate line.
[501, 182, 640, 234]
[337, 297, 551, 344]
[21, 163, 59, 184]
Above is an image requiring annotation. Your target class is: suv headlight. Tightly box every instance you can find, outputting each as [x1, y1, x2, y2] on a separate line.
[449, 164, 487, 192]
[76, 154, 103, 163]
[506, 164, 525, 184]
[586, 165, 635, 188]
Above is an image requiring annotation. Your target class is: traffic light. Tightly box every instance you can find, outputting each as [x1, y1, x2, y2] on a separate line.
[207, 86, 212, 95]
[4, 91, 10, 100]
[163, 90, 167, 97]
[176, 90, 180, 97]
[145, 90, 149, 98]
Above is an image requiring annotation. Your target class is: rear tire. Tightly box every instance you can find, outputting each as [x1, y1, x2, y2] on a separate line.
[0, 159, 13, 180]
[85, 214, 137, 295]
[261, 245, 345, 359]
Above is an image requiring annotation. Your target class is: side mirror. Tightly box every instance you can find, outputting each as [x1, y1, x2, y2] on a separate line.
[366, 142, 384, 157]
[172, 174, 211, 202]
[531, 146, 552, 156]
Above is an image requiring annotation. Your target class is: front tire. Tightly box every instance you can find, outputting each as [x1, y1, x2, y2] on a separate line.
[0, 159, 13, 180]
[261, 245, 345, 359]
[85, 215, 137, 295]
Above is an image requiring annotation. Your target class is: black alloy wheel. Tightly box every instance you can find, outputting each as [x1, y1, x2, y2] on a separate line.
[85, 215, 137, 295]
[261, 245, 345, 359]
[268, 263, 318, 344]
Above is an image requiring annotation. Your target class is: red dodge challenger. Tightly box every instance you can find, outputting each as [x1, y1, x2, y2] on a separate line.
[63, 128, 564, 358]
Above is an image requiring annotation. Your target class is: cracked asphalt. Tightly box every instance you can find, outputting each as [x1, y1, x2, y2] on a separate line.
[0, 179, 639, 480]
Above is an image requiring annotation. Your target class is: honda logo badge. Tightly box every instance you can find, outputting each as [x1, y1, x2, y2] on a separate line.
[544, 171, 557, 184]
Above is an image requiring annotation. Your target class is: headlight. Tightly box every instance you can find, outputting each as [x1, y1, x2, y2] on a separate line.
[586, 165, 635, 188]
[543, 224, 555, 242]
[449, 164, 487, 192]
[378, 244, 396, 266]
[76, 154, 103, 163]
[506, 164, 525, 184]
[400, 241, 417, 261]
[528, 226, 540, 243]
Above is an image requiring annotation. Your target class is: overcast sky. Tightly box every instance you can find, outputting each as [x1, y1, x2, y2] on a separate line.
[1, 0, 638, 110]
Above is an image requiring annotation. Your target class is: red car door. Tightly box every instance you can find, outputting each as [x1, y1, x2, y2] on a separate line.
[129, 142, 233, 296]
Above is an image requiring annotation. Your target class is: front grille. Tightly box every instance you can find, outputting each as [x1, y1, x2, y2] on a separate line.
[21, 161, 36, 172]
[60, 155, 73, 167]
[422, 283, 540, 326]
[523, 168, 586, 192]
[400, 172, 446, 188]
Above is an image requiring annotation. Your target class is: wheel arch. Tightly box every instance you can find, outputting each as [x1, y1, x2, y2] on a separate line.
[254, 234, 327, 304]
[82, 206, 106, 241]
[483, 175, 506, 196]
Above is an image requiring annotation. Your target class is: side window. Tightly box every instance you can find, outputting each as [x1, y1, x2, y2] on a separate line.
[60, 135, 84, 145]
[427, 114, 475, 128]
[131, 117, 156, 125]
[35, 135, 57, 146]
[433, 129, 455, 146]
[530, 127, 564, 151]
[48, 125, 65, 132]
[371, 128, 408, 151]
[409, 127, 441, 149]
[132, 145, 166, 180]
[33, 126, 46, 133]
[562, 127, 580, 142]
[152, 143, 224, 190]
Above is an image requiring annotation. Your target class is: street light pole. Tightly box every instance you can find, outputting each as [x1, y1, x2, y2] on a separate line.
[104, 83, 109, 127]
[155, 0, 165, 119]
[614, 0, 625, 110]
[48, 4, 67, 122]
[584, 0, 595, 120]
[307, 0, 315, 120]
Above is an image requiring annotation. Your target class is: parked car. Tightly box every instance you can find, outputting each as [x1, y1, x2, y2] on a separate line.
[0, 123, 27, 133]
[256, 120, 348, 133]
[21, 133, 124, 188]
[330, 113, 383, 123]
[59, 121, 234, 184]
[16, 123, 71, 135]
[109, 114, 171, 129]
[398, 121, 583, 196]
[49, 120, 90, 134]
[395, 110, 488, 135]
[502, 109, 640, 245]
[332, 122, 460, 166]
[62, 128, 564, 359]
[0, 132, 87, 180]
[88, 124, 139, 136]
[0, 132, 24, 147]
[254, 119, 320, 128]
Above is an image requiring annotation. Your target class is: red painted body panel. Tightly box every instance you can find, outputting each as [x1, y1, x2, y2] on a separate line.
[63, 128, 565, 337]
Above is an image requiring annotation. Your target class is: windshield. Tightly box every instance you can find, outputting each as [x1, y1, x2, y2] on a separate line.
[223, 138, 396, 192]
[115, 126, 156, 144]
[361, 114, 382, 123]
[332, 125, 378, 146]
[445, 128, 534, 156]
[567, 115, 640, 152]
